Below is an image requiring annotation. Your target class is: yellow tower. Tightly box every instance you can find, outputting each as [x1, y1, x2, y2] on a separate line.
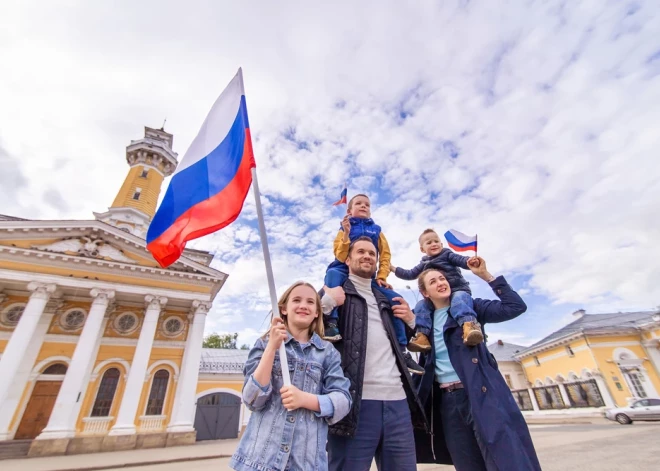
[94, 127, 178, 238]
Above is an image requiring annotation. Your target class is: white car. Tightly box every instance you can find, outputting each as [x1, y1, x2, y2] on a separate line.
[605, 398, 660, 424]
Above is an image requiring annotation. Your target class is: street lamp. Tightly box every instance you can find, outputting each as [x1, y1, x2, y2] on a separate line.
[405, 285, 419, 303]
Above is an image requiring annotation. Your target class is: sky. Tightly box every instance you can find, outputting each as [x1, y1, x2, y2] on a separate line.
[1, 0, 659, 349]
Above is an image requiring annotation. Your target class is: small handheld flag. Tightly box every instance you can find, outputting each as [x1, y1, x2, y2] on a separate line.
[332, 183, 347, 206]
[147, 69, 256, 268]
[444, 229, 478, 253]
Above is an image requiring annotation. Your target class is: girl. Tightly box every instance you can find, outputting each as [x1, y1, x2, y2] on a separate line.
[230, 281, 352, 471]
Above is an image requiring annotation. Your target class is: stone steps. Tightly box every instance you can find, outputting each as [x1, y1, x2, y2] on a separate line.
[0, 439, 32, 460]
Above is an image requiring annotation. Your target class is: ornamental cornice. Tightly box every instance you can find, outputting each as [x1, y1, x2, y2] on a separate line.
[0, 245, 223, 284]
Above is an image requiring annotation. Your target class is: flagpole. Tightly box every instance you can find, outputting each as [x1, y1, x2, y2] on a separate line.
[239, 65, 291, 387]
[250, 168, 291, 386]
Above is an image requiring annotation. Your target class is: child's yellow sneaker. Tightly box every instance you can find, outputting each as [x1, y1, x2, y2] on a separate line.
[462, 321, 484, 346]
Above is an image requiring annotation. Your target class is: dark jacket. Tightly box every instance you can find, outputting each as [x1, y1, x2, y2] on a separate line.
[326, 279, 428, 437]
[395, 248, 471, 294]
[413, 276, 541, 470]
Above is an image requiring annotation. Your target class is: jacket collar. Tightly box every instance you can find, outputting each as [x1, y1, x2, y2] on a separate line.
[284, 332, 327, 350]
[339, 217, 374, 229]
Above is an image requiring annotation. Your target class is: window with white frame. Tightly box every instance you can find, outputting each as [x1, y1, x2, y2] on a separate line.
[132, 188, 142, 200]
[146, 369, 170, 415]
[91, 368, 120, 417]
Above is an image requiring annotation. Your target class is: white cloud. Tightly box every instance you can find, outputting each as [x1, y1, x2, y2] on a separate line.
[1, 1, 659, 344]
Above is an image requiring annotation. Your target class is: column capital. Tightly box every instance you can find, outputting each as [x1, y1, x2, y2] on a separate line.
[27, 282, 58, 300]
[145, 295, 167, 310]
[191, 300, 212, 315]
[90, 289, 115, 304]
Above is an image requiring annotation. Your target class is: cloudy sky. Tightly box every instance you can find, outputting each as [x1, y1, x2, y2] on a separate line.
[2, 1, 659, 348]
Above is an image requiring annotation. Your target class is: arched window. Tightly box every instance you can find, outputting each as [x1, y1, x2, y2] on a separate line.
[91, 368, 120, 417]
[43, 363, 68, 375]
[146, 369, 170, 415]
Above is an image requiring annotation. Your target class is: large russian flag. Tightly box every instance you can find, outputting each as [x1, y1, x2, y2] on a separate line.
[444, 229, 478, 253]
[147, 69, 256, 267]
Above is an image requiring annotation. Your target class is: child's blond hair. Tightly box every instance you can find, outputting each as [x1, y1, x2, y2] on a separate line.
[267, 281, 324, 338]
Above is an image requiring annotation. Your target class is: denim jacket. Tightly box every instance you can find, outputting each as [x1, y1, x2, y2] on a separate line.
[230, 333, 351, 471]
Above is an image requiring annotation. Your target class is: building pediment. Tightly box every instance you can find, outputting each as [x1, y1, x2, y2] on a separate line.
[0, 219, 227, 283]
[32, 236, 135, 263]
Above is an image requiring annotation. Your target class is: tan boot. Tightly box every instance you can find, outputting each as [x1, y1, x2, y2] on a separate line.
[407, 332, 432, 353]
[462, 321, 484, 347]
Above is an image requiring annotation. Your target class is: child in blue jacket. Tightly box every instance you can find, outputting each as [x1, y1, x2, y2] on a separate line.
[322, 193, 425, 374]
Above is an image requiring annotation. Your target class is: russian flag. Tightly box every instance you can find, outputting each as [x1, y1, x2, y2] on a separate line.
[332, 184, 347, 206]
[444, 229, 478, 253]
[147, 69, 256, 267]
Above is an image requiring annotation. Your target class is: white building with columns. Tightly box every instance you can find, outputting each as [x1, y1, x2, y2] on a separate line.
[0, 127, 244, 458]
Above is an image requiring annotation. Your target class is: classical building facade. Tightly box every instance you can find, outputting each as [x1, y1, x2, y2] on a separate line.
[514, 309, 660, 411]
[0, 127, 248, 458]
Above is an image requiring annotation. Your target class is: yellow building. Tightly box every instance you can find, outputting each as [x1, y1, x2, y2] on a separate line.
[0, 127, 249, 459]
[515, 309, 660, 411]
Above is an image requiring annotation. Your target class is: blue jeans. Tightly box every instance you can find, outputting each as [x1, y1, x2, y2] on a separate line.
[435, 384, 495, 470]
[327, 399, 416, 471]
[324, 260, 408, 348]
[414, 290, 476, 336]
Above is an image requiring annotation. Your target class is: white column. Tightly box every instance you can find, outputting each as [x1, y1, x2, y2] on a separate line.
[593, 374, 616, 408]
[0, 283, 58, 440]
[109, 295, 167, 435]
[557, 382, 572, 408]
[528, 388, 540, 412]
[37, 289, 115, 440]
[167, 300, 211, 433]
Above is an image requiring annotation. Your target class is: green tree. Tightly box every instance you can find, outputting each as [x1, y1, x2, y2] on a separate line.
[240, 343, 250, 350]
[202, 332, 238, 349]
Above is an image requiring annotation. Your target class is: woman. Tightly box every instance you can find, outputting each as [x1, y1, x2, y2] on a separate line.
[407, 257, 541, 470]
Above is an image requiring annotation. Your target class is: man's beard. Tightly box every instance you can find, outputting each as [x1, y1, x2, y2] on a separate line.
[351, 262, 376, 279]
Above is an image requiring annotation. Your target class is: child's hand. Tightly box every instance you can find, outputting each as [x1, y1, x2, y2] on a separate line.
[376, 278, 392, 290]
[266, 317, 288, 353]
[280, 385, 312, 411]
[341, 215, 351, 233]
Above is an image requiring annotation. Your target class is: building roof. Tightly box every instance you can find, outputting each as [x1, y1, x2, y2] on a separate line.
[530, 311, 657, 348]
[199, 348, 250, 374]
[0, 214, 29, 221]
[487, 340, 528, 362]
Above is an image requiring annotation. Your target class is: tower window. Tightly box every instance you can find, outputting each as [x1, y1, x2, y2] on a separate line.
[140, 169, 149, 178]
[132, 188, 142, 200]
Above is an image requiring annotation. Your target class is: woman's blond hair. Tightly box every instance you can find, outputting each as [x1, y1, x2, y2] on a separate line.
[266, 281, 324, 338]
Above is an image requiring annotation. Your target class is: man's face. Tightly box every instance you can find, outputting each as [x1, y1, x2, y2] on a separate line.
[346, 240, 377, 278]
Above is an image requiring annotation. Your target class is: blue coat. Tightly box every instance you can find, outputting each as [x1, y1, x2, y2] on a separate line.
[413, 276, 541, 470]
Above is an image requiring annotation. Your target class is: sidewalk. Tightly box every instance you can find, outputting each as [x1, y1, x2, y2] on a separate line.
[1, 438, 240, 471]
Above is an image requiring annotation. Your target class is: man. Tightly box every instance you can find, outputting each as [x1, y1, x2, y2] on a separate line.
[321, 236, 427, 471]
